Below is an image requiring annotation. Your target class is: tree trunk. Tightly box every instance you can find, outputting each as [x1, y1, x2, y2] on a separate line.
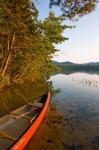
[13, 56, 32, 83]
[1, 32, 15, 77]
[1, 51, 11, 77]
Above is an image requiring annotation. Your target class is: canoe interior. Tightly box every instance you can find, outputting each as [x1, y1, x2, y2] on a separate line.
[0, 93, 48, 150]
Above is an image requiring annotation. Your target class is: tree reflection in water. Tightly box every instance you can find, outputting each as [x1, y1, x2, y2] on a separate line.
[0, 79, 52, 117]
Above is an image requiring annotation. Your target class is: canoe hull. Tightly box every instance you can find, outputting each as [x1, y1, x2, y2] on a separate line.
[11, 91, 51, 150]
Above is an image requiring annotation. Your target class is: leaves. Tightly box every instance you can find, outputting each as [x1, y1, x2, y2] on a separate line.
[40, 11, 70, 44]
[0, 0, 97, 88]
[50, 0, 97, 19]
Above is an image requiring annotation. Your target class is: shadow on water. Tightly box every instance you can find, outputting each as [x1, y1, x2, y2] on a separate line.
[25, 99, 99, 150]
[0, 79, 52, 117]
[25, 105, 65, 150]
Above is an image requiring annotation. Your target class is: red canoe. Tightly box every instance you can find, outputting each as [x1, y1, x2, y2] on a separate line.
[0, 91, 51, 150]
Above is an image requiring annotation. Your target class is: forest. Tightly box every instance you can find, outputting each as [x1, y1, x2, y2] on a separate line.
[0, 0, 97, 89]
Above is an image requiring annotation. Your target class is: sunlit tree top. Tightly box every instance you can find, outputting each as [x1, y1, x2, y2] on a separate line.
[50, 0, 97, 19]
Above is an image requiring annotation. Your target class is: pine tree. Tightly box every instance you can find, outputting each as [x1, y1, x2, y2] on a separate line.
[0, 0, 38, 79]
[50, 0, 96, 19]
[29, 11, 71, 80]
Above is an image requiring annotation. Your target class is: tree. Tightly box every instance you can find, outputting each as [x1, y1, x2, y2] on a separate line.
[0, 0, 97, 89]
[40, 12, 70, 44]
[0, 0, 38, 79]
[25, 12, 69, 82]
[50, 0, 97, 19]
[0, 0, 69, 88]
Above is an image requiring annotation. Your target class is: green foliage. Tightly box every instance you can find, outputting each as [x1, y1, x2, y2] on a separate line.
[0, 0, 97, 88]
[50, 0, 97, 19]
[0, 74, 10, 89]
[40, 12, 70, 44]
[0, 0, 39, 79]
[57, 62, 99, 74]
[0, 1, 68, 88]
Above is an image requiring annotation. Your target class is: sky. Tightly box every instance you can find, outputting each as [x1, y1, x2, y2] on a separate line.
[37, 0, 99, 63]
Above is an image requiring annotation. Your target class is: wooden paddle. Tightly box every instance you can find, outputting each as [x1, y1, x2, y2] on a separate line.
[0, 131, 16, 141]
[29, 113, 38, 124]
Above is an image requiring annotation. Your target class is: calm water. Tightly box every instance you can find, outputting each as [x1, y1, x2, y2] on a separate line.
[51, 73, 99, 150]
[26, 72, 99, 150]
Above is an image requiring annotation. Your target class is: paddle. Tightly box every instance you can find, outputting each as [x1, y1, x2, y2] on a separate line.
[29, 113, 38, 124]
[0, 131, 16, 141]
[10, 112, 32, 119]
[3, 101, 38, 119]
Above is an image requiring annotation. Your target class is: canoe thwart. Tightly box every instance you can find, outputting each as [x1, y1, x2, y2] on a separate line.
[31, 102, 43, 108]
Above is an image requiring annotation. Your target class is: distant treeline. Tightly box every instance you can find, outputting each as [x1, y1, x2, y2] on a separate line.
[57, 64, 99, 74]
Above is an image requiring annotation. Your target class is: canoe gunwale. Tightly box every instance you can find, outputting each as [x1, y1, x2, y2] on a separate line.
[9, 91, 51, 150]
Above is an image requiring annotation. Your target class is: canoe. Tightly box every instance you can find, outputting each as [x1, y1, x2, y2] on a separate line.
[0, 91, 51, 150]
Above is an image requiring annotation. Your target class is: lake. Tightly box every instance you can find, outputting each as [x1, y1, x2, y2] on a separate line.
[25, 72, 99, 150]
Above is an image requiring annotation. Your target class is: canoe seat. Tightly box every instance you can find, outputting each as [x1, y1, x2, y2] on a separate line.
[32, 102, 43, 108]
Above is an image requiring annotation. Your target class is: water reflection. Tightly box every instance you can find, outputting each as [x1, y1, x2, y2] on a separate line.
[26, 72, 99, 150]
[1, 71, 99, 150]
[25, 106, 65, 150]
[0, 79, 52, 117]
[50, 72, 99, 150]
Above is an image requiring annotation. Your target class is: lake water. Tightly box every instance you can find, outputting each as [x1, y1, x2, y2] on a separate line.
[26, 72, 99, 150]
